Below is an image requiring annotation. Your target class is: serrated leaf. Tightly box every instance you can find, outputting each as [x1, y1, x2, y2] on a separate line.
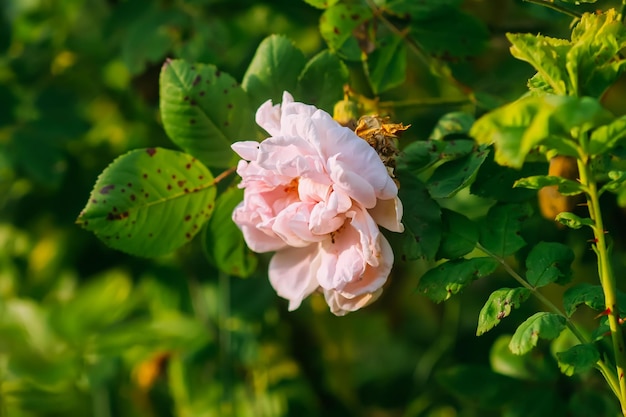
[429, 112, 475, 140]
[396, 139, 475, 175]
[477, 288, 531, 336]
[409, 7, 489, 57]
[589, 117, 626, 155]
[526, 242, 575, 287]
[509, 312, 566, 355]
[77, 148, 216, 257]
[427, 145, 489, 198]
[160, 59, 255, 168]
[296, 49, 349, 113]
[479, 203, 531, 257]
[365, 35, 407, 94]
[203, 186, 257, 278]
[471, 95, 612, 169]
[556, 344, 600, 376]
[397, 174, 441, 260]
[555, 212, 594, 229]
[242, 35, 307, 108]
[417, 257, 498, 302]
[561, 283, 626, 316]
[437, 209, 478, 260]
[319, 3, 373, 61]
[514, 175, 584, 196]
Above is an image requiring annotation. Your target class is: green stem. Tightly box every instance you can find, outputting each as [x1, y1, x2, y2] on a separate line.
[577, 157, 626, 415]
[476, 242, 621, 398]
[621, 1, 626, 23]
[521, 0, 582, 19]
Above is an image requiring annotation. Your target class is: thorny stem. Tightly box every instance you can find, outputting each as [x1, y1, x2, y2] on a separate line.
[522, 0, 583, 19]
[476, 242, 621, 399]
[576, 155, 626, 415]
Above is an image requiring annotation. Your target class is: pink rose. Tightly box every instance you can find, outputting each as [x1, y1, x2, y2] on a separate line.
[232, 92, 403, 315]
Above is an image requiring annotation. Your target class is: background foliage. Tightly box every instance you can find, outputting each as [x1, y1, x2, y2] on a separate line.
[3, 0, 626, 416]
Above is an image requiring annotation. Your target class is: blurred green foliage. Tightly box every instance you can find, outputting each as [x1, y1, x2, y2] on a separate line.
[3, 0, 626, 416]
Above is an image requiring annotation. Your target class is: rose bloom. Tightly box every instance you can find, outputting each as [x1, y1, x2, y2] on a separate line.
[232, 92, 403, 316]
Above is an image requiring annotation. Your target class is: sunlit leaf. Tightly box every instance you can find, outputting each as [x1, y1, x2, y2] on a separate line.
[302, 0, 340, 9]
[509, 312, 566, 355]
[490, 334, 557, 381]
[479, 203, 531, 257]
[242, 35, 307, 108]
[589, 116, 626, 155]
[514, 175, 584, 196]
[555, 212, 594, 229]
[477, 288, 531, 336]
[319, 3, 373, 61]
[203, 186, 257, 278]
[436, 209, 478, 260]
[556, 344, 600, 376]
[417, 257, 498, 302]
[296, 49, 349, 113]
[160, 59, 255, 168]
[77, 148, 216, 257]
[526, 242, 574, 287]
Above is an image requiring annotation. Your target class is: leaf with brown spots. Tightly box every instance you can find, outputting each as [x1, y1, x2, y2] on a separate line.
[160, 60, 256, 168]
[77, 148, 216, 257]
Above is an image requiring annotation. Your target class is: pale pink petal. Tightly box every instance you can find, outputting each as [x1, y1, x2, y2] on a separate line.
[272, 202, 325, 247]
[324, 288, 383, 316]
[338, 235, 393, 297]
[316, 221, 367, 291]
[269, 246, 321, 311]
[231, 141, 260, 161]
[368, 197, 404, 233]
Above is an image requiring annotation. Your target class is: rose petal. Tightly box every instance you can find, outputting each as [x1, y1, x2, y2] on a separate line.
[269, 245, 321, 311]
[368, 197, 404, 233]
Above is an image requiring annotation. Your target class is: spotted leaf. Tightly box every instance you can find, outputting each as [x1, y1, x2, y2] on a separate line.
[77, 148, 216, 257]
[159, 59, 255, 169]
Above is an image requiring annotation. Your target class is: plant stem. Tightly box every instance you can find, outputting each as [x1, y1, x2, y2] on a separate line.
[476, 242, 621, 398]
[521, 0, 583, 19]
[621, 1, 626, 23]
[577, 157, 626, 415]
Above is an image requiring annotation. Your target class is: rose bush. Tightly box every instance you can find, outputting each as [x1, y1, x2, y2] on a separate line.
[232, 92, 403, 315]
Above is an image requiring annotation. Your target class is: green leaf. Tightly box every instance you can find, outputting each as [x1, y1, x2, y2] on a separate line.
[242, 35, 307, 108]
[436, 365, 520, 408]
[365, 35, 407, 94]
[490, 335, 557, 381]
[417, 257, 498, 302]
[429, 112, 475, 140]
[471, 155, 546, 202]
[409, 7, 489, 57]
[562, 283, 608, 316]
[436, 209, 478, 260]
[556, 344, 600, 376]
[476, 288, 531, 336]
[525, 242, 574, 287]
[554, 212, 594, 229]
[514, 175, 584, 196]
[509, 312, 566, 355]
[396, 139, 475, 175]
[160, 59, 255, 168]
[479, 203, 531, 257]
[77, 148, 216, 257]
[302, 0, 340, 9]
[319, 3, 373, 61]
[427, 145, 490, 198]
[203, 186, 257, 278]
[507, 33, 571, 95]
[471, 95, 612, 169]
[397, 174, 442, 260]
[589, 116, 626, 155]
[296, 50, 349, 113]
[600, 170, 626, 194]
